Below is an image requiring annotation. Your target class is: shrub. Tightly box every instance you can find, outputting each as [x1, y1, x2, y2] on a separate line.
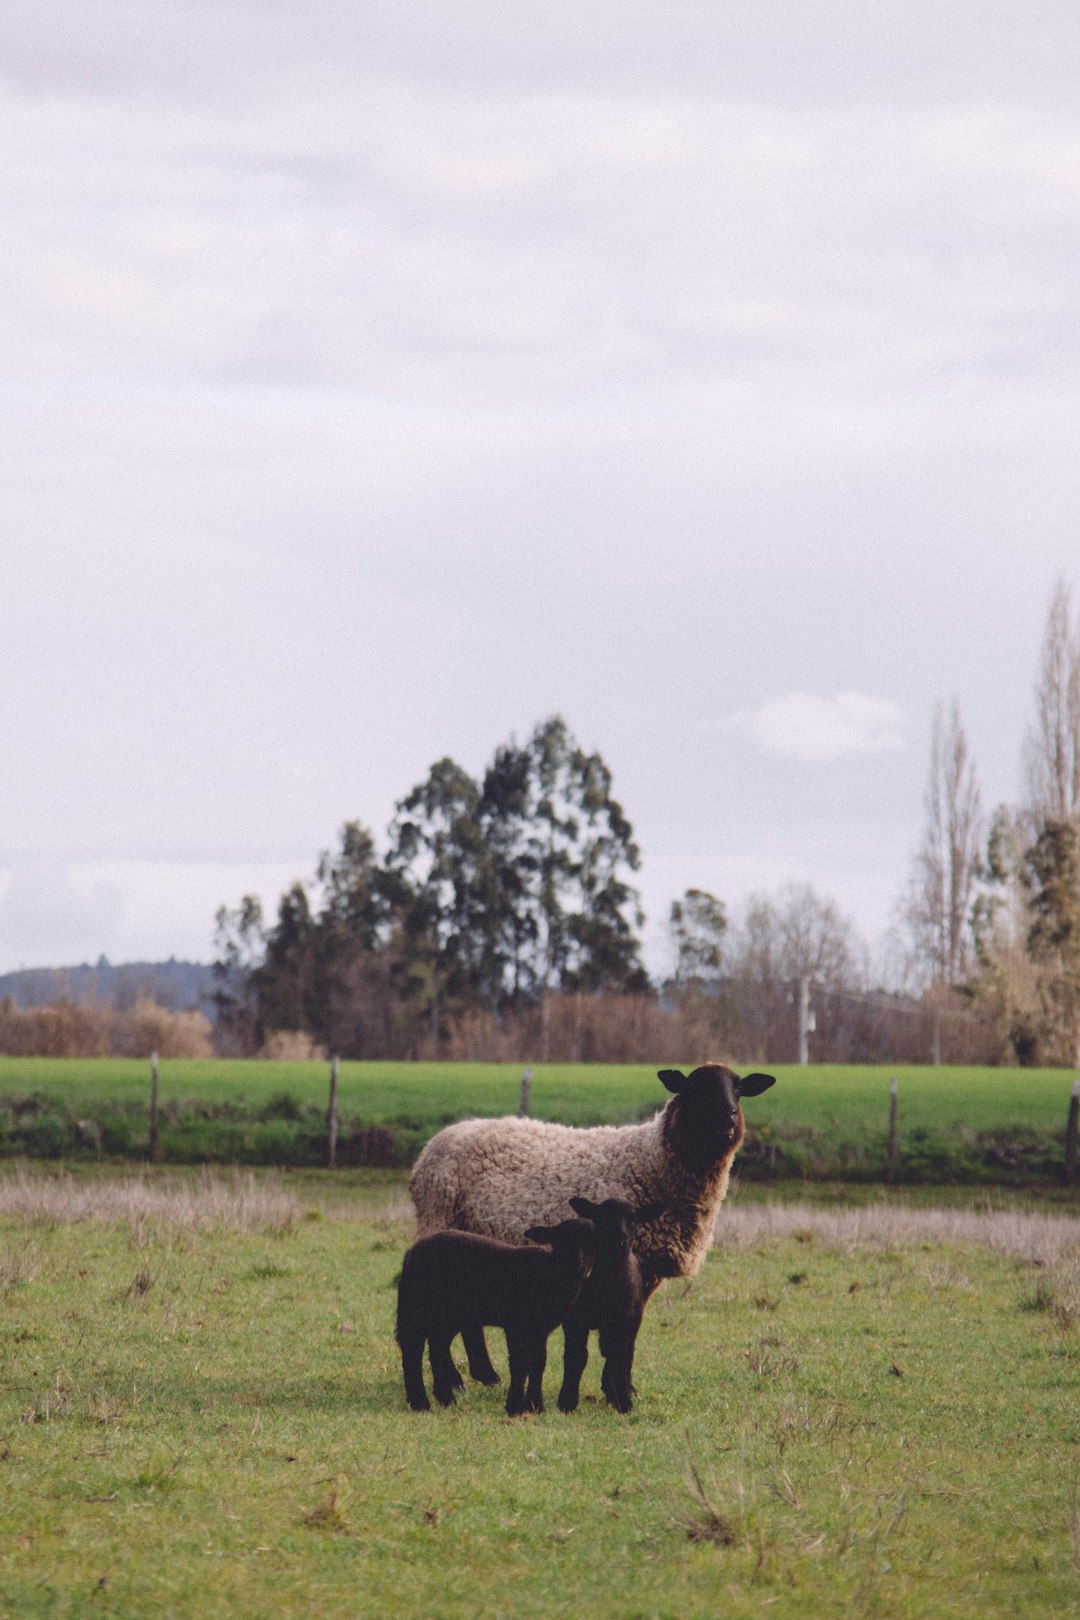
[259, 1030, 328, 1062]
[259, 1091, 304, 1123]
[0, 997, 212, 1059]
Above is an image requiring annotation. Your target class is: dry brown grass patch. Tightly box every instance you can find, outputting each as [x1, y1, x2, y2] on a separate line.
[0, 1166, 301, 1234]
[715, 1200, 1080, 1268]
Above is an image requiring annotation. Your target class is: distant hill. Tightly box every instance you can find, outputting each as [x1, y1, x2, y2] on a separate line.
[0, 958, 216, 1017]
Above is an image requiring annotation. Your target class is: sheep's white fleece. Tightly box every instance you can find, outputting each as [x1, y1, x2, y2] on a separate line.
[409, 1107, 741, 1281]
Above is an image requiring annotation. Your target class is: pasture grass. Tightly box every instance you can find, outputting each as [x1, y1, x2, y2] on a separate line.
[1, 1170, 1079, 1617]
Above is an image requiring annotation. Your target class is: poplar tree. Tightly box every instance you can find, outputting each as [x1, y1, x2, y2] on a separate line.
[904, 699, 983, 988]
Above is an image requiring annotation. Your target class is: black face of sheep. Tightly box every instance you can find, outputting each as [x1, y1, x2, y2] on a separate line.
[657, 1064, 776, 1173]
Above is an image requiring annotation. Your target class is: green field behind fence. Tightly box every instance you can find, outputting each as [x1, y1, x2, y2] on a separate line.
[0, 1057, 1077, 1129]
[0, 1059, 1077, 1184]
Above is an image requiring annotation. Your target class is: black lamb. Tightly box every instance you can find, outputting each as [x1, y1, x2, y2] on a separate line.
[557, 1196, 659, 1415]
[396, 1218, 596, 1416]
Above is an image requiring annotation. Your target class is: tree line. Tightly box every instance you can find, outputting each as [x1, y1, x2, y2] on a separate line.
[213, 578, 1080, 1067]
[213, 717, 650, 1060]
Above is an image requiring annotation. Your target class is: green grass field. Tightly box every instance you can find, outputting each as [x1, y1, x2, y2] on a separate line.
[1, 1169, 1078, 1617]
[3, 1059, 1079, 1185]
[2, 1056, 1077, 1132]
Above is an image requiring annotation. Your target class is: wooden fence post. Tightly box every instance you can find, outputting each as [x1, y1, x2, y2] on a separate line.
[149, 1050, 159, 1164]
[518, 1066, 533, 1118]
[1065, 1080, 1079, 1186]
[885, 1076, 898, 1183]
[327, 1055, 340, 1170]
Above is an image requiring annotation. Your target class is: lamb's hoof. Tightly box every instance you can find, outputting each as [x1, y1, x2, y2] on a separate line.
[448, 1366, 466, 1390]
[433, 1387, 457, 1408]
[557, 1391, 579, 1414]
[407, 1396, 432, 1412]
[471, 1367, 501, 1387]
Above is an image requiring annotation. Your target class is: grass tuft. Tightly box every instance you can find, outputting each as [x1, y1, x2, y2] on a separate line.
[125, 1267, 154, 1298]
[302, 1488, 349, 1535]
[0, 1241, 39, 1289]
[678, 1438, 746, 1547]
[1020, 1279, 1056, 1312]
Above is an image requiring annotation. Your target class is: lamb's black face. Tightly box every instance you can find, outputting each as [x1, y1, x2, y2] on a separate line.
[657, 1064, 776, 1172]
[525, 1217, 597, 1275]
[568, 1196, 637, 1258]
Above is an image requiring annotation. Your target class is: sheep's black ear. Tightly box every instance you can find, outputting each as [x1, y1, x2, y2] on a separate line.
[635, 1202, 665, 1225]
[739, 1072, 776, 1097]
[525, 1225, 554, 1245]
[657, 1069, 687, 1093]
[569, 1196, 600, 1220]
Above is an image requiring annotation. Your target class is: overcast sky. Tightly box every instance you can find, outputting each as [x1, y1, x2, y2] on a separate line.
[2, 1, 1079, 978]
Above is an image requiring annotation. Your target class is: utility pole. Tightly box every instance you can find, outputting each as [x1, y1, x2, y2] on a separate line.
[797, 977, 815, 1066]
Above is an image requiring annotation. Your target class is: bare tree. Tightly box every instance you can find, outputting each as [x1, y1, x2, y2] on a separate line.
[904, 699, 983, 987]
[1023, 575, 1080, 830]
[727, 884, 860, 1061]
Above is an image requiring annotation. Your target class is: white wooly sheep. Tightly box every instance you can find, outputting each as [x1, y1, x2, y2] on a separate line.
[409, 1064, 776, 1385]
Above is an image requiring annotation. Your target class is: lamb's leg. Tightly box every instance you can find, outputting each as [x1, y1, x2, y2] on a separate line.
[599, 1327, 635, 1414]
[504, 1329, 530, 1416]
[461, 1323, 500, 1385]
[429, 1334, 459, 1407]
[399, 1330, 431, 1411]
[557, 1320, 590, 1413]
[524, 1335, 547, 1414]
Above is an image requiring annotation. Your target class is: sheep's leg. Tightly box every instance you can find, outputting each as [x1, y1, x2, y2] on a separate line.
[557, 1321, 589, 1413]
[461, 1323, 500, 1385]
[429, 1334, 459, 1407]
[504, 1329, 530, 1416]
[399, 1331, 431, 1412]
[524, 1335, 547, 1414]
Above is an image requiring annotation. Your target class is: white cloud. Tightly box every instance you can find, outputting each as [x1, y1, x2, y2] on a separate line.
[750, 692, 907, 762]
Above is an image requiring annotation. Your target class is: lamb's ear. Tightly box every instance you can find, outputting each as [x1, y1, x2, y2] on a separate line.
[569, 1196, 600, 1220]
[524, 1225, 554, 1245]
[657, 1069, 687, 1093]
[635, 1202, 665, 1225]
[739, 1072, 776, 1097]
